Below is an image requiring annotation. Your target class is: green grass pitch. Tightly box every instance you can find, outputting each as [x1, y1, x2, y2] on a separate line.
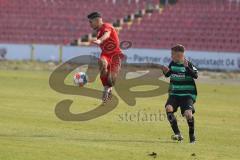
[0, 70, 239, 160]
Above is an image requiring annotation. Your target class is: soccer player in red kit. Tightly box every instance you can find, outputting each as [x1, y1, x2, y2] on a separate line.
[87, 12, 124, 105]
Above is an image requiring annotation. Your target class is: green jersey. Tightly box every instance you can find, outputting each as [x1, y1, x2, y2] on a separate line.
[164, 61, 198, 101]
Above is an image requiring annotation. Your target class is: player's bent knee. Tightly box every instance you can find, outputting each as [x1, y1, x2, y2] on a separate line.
[166, 105, 173, 112]
[99, 58, 108, 69]
[184, 110, 193, 119]
[99, 58, 108, 75]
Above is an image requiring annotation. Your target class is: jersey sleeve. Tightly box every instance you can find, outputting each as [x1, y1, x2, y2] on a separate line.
[164, 62, 172, 77]
[186, 62, 198, 79]
[102, 24, 112, 33]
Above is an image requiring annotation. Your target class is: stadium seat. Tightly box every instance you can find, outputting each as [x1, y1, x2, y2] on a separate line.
[119, 0, 240, 52]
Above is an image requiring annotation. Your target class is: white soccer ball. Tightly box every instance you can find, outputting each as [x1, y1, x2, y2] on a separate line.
[73, 72, 88, 86]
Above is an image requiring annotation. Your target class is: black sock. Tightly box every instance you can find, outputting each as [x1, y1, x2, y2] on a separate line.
[167, 112, 180, 135]
[187, 116, 195, 135]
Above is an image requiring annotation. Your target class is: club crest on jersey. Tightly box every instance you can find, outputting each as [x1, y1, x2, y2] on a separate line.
[103, 40, 117, 52]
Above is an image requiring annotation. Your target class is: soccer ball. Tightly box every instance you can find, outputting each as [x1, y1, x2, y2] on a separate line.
[73, 72, 88, 86]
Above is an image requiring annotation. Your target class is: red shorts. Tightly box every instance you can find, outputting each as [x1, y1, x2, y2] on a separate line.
[100, 53, 124, 74]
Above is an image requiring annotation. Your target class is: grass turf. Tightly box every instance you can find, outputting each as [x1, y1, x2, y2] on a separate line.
[0, 69, 239, 160]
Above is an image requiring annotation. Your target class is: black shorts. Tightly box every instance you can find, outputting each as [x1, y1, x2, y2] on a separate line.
[165, 96, 195, 115]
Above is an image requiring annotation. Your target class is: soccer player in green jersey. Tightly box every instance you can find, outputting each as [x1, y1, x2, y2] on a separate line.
[161, 44, 198, 143]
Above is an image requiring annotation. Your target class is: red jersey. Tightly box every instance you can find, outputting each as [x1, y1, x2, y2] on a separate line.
[97, 23, 122, 55]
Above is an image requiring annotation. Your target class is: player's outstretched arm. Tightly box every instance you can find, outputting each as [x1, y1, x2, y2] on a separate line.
[92, 31, 111, 45]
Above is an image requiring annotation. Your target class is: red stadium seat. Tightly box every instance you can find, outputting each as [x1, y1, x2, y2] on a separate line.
[0, 0, 158, 44]
[119, 0, 240, 52]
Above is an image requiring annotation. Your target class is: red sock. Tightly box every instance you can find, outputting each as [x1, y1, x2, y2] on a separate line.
[100, 74, 109, 86]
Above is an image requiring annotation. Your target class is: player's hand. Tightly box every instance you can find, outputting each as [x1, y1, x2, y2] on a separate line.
[161, 65, 170, 73]
[184, 58, 189, 67]
[92, 39, 102, 45]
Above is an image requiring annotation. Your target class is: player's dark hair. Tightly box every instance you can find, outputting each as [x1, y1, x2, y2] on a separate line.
[87, 12, 101, 19]
[171, 44, 185, 53]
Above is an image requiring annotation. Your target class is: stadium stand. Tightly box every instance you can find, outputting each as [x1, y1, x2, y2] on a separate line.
[120, 0, 240, 52]
[0, 0, 157, 44]
[0, 0, 239, 52]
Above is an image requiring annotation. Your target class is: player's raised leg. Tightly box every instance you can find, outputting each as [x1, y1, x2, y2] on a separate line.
[106, 54, 123, 101]
[108, 54, 122, 86]
[98, 56, 108, 76]
[98, 56, 112, 104]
